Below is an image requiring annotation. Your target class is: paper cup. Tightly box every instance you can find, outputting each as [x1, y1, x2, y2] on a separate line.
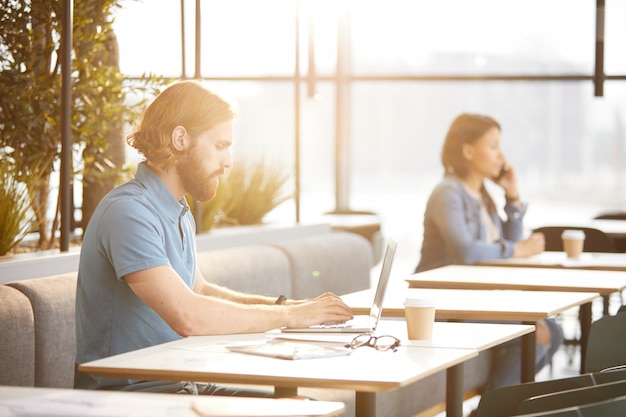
[561, 230, 585, 259]
[404, 297, 436, 340]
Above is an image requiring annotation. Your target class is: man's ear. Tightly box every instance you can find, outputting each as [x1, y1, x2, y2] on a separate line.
[462, 143, 474, 161]
[171, 125, 188, 151]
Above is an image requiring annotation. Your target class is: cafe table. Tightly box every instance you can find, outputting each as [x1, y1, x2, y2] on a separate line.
[274, 320, 534, 417]
[477, 254, 626, 314]
[589, 219, 626, 239]
[342, 286, 600, 382]
[0, 385, 346, 417]
[405, 264, 626, 370]
[78, 332, 478, 417]
[477, 251, 626, 272]
[414, 263, 626, 315]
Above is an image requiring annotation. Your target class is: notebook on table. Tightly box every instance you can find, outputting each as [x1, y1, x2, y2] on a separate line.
[281, 239, 397, 333]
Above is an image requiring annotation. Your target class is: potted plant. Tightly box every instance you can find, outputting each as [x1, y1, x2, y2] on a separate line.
[190, 158, 293, 231]
[0, 0, 164, 251]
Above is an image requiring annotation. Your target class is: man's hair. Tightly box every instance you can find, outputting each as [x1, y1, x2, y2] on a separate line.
[441, 113, 501, 178]
[127, 80, 236, 169]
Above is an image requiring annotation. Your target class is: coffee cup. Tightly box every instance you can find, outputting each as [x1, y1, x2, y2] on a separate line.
[561, 229, 585, 259]
[404, 297, 436, 340]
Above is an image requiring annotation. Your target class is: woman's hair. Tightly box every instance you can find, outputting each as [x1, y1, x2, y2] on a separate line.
[441, 113, 501, 214]
[441, 113, 501, 178]
[127, 80, 236, 169]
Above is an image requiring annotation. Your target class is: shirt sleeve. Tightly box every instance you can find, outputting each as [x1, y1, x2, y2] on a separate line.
[502, 200, 527, 242]
[95, 197, 171, 280]
[429, 183, 513, 263]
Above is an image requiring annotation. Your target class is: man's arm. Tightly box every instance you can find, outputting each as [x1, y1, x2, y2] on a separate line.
[192, 268, 277, 305]
[125, 266, 353, 336]
[192, 269, 344, 306]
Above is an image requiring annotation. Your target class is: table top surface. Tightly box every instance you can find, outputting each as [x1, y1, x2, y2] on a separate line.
[0, 385, 346, 417]
[477, 252, 626, 272]
[406, 264, 626, 294]
[273, 320, 534, 351]
[342, 286, 600, 321]
[78, 332, 477, 394]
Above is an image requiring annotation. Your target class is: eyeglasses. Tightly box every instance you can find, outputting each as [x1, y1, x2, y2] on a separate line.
[345, 334, 400, 352]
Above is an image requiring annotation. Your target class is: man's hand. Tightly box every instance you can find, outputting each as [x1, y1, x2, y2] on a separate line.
[284, 293, 354, 328]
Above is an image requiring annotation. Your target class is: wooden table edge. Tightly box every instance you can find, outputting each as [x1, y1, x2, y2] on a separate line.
[79, 348, 478, 394]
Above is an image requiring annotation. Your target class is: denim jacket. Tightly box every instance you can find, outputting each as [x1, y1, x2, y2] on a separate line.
[415, 176, 527, 273]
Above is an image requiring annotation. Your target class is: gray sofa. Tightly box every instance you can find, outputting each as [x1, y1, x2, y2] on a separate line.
[0, 226, 492, 417]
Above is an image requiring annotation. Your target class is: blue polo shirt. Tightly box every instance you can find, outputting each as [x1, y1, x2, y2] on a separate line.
[75, 162, 196, 390]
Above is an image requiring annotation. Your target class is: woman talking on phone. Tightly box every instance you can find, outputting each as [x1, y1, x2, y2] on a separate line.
[415, 113, 563, 389]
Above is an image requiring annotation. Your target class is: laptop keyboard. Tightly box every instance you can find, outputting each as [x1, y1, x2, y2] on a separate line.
[317, 321, 348, 328]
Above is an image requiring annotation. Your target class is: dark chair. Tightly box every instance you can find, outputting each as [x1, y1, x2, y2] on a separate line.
[474, 367, 626, 417]
[593, 212, 626, 252]
[532, 226, 618, 253]
[517, 395, 626, 417]
[594, 211, 626, 220]
[515, 379, 626, 415]
[584, 312, 626, 374]
[532, 226, 621, 362]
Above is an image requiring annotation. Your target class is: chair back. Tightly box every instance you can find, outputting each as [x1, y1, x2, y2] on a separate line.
[518, 395, 626, 417]
[515, 380, 626, 415]
[594, 211, 626, 220]
[532, 226, 618, 253]
[475, 368, 626, 417]
[584, 312, 626, 373]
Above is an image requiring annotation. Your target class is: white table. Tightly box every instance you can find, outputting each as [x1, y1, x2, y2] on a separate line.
[478, 251, 626, 272]
[274, 320, 534, 417]
[343, 286, 600, 382]
[78, 332, 477, 417]
[476, 255, 626, 315]
[414, 263, 626, 315]
[0, 385, 346, 417]
[405, 264, 626, 370]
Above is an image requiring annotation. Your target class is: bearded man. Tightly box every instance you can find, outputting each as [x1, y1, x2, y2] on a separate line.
[74, 80, 353, 394]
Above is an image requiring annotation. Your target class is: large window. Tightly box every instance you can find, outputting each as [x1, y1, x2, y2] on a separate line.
[350, 0, 596, 75]
[113, 1, 626, 274]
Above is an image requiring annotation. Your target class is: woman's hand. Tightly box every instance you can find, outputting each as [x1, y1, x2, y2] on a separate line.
[513, 232, 545, 258]
[495, 162, 520, 202]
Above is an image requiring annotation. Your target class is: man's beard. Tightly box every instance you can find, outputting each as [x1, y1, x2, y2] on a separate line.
[176, 149, 220, 202]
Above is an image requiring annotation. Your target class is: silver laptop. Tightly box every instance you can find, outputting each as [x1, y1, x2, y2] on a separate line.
[282, 239, 397, 333]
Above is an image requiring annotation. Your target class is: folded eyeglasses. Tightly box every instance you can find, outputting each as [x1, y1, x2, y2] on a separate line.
[345, 334, 400, 352]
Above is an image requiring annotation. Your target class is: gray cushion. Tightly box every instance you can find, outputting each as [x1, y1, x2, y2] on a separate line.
[7, 273, 77, 388]
[0, 285, 35, 386]
[197, 245, 293, 297]
[273, 232, 374, 299]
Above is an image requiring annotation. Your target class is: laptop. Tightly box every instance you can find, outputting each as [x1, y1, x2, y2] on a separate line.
[282, 239, 397, 333]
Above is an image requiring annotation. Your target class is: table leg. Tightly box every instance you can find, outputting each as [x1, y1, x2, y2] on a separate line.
[355, 392, 377, 417]
[602, 295, 610, 317]
[579, 302, 592, 374]
[521, 327, 536, 383]
[274, 386, 298, 398]
[446, 363, 464, 417]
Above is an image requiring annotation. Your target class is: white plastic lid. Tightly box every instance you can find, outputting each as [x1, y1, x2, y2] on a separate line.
[561, 230, 586, 240]
[404, 297, 436, 308]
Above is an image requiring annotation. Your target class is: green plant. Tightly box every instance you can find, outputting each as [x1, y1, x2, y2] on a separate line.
[0, 150, 47, 255]
[0, 167, 31, 256]
[191, 159, 293, 231]
[0, 0, 164, 248]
